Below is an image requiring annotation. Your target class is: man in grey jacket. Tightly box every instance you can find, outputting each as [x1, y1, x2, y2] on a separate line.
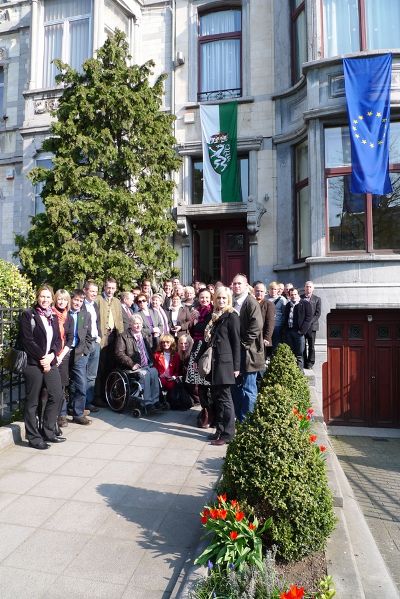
[231, 274, 264, 422]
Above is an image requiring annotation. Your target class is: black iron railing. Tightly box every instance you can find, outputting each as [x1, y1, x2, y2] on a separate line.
[0, 295, 30, 421]
[197, 88, 241, 102]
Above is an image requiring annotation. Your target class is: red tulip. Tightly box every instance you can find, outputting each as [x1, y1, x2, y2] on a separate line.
[309, 434, 317, 443]
[279, 584, 305, 599]
[229, 530, 238, 541]
[235, 511, 245, 521]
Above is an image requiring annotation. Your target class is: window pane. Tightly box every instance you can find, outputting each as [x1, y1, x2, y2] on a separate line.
[43, 23, 63, 87]
[365, 0, 400, 50]
[69, 18, 90, 72]
[372, 173, 400, 249]
[192, 157, 248, 204]
[298, 185, 311, 258]
[325, 127, 351, 168]
[296, 140, 308, 181]
[200, 39, 240, 96]
[193, 160, 203, 205]
[328, 175, 365, 250]
[293, 9, 307, 81]
[323, 0, 359, 57]
[44, 0, 91, 21]
[200, 10, 241, 36]
[389, 122, 400, 164]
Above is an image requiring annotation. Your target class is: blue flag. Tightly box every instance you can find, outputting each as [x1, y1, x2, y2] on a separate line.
[343, 54, 392, 195]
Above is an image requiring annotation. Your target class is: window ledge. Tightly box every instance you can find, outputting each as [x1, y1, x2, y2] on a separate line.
[306, 254, 400, 263]
[183, 96, 255, 110]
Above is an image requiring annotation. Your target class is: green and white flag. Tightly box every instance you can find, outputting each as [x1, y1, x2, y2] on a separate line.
[200, 102, 240, 203]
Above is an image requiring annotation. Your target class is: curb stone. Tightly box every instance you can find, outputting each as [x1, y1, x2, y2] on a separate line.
[0, 420, 24, 452]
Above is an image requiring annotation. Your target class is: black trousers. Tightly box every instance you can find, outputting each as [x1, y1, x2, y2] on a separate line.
[24, 365, 63, 444]
[212, 384, 235, 441]
[303, 330, 316, 367]
[94, 331, 117, 403]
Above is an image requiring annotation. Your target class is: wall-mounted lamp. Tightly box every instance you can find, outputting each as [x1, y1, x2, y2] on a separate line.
[175, 51, 185, 66]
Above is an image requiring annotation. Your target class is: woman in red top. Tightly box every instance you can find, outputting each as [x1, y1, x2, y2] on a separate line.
[153, 334, 180, 399]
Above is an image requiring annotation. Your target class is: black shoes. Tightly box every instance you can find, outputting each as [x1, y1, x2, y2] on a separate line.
[29, 440, 50, 450]
[43, 436, 66, 443]
[72, 416, 92, 425]
[86, 404, 100, 413]
[207, 431, 221, 441]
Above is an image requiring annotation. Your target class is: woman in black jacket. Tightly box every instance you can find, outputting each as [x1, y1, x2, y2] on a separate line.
[201, 286, 240, 446]
[20, 285, 65, 449]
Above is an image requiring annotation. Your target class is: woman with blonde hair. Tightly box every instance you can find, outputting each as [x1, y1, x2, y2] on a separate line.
[198, 286, 240, 445]
[153, 333, 181, 405]
[52, 289, 74, 428]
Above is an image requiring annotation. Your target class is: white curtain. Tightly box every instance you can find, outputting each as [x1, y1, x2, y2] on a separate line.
[200, 39, 240, 94]
[44, 0, 91, 22]
[323, 0, 359, 57]
[365, 0, 400, 50]
[43, 23, 63, 87]
[200, 10, 240, 36]
[69, 18, 91, 72]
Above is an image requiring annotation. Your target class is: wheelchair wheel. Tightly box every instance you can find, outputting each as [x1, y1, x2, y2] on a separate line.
[132, 408, 141, 418]
[105, 371, 129, 412]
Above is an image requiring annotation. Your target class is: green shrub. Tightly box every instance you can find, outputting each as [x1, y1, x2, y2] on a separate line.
[0, 259, 34, 308]
[220, 384, 335, 561]
[0, 260, 34, 360]
[261, 344, 311, 413]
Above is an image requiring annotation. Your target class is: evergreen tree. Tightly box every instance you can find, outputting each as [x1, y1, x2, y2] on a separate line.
[16, 31, 181, 289]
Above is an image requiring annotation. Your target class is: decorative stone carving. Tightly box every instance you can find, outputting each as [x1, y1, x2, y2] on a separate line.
[34, 98, 59, 114]
[0, 10, 10, 23]
[0, 47, 7, 60]
[246, 194, 268, 234]
[176, 215, 188, 237]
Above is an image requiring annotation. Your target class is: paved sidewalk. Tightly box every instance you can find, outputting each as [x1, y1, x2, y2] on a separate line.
[0, 408, 225, 599]
[330, 432, 400, 593]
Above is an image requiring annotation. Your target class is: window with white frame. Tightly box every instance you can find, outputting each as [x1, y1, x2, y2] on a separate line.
[34, 157, 53, 215]
[198, 8, 242, 102]
[294, 140, 311, 259]
[42, 0, 92, 88]
[104, 0, 130, 38]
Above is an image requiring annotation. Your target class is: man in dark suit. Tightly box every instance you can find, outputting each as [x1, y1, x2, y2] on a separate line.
[231, 274, 264, 422]
[284, 288, 312, 371]
[301, 281, 321, 370]
[69, 289, 93, 424]
[82, 280, 101, 412]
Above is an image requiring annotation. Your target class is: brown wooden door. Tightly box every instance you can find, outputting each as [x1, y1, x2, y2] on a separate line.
[192, 220, 248, 284]
[323, 309, 400, 427]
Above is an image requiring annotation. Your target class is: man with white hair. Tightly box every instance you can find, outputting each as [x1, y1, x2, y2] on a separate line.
[301, 281, 321, 370]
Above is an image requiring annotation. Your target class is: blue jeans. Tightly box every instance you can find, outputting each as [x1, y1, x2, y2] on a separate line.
[135, 367, 160, 406]
[232, 371, 258, 423]
[69, 353, 89, 417]
[85, 341, 100, 407]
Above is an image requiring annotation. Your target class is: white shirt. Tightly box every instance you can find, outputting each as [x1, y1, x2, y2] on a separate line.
[84, 299, 99, 340]
[40, 315, 53, 355]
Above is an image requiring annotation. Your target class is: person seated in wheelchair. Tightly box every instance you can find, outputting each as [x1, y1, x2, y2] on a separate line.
[114, 315, 164, 415]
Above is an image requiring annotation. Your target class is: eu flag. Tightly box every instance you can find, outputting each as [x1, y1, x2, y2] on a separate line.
[343, 54, 392, 195]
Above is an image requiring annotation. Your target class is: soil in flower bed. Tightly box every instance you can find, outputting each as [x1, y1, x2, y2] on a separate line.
[275, 550, 327, 595]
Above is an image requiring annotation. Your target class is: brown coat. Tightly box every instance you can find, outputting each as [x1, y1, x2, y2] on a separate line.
[259, 299, 275, 345]
[237, 294, 264, 373]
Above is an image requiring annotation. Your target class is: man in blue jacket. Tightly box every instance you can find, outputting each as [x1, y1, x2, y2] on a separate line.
[69, 289, 93, 424]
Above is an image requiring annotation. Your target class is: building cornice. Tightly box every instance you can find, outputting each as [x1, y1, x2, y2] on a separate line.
[177, 136, 263, 156]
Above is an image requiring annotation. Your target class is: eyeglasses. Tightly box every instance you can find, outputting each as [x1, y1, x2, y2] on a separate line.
[137, 299, 146, 303]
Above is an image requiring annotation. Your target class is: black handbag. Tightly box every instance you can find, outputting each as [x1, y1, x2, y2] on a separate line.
[4, 347, 27, 374]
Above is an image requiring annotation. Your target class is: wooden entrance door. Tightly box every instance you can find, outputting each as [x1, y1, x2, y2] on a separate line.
[323, 309, 400, 427]
[192, 220, 248, 284]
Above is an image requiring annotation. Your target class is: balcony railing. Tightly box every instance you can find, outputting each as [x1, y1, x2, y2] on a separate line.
[197, 88, 241, 102]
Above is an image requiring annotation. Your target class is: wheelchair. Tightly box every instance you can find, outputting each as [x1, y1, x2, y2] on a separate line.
[105, 369, 169, 417]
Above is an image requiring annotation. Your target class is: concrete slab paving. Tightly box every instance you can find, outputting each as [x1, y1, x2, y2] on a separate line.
[0, 407, 222, 598]
[330, 434, 400, 594]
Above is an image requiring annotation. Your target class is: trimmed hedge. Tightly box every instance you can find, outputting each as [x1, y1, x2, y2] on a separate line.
[261, 343, 311, 413]
[220, 381, 335, 561]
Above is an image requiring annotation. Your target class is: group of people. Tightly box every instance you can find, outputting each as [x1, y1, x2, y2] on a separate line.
[18, 273, 320, 450]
